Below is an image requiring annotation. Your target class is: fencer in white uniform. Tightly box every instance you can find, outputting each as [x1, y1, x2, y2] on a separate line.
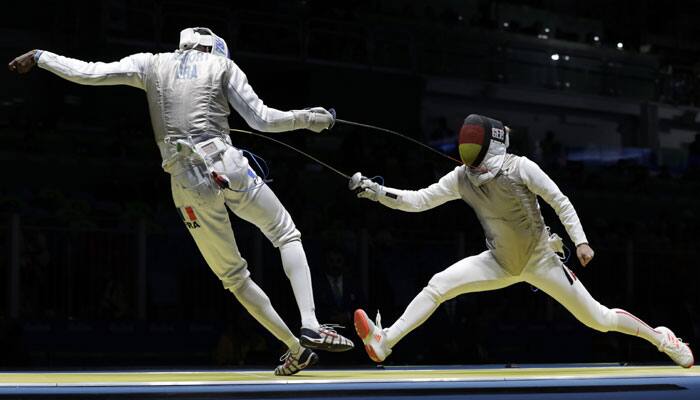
[8, 27, 353, 375]
[350, 114, 693, 368]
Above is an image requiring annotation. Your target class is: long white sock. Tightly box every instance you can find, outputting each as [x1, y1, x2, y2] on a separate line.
[280, 240, 319, 330]
[385, 287, 441, 348]
[612, 308, 663, 347]
[231, 277, 300, 351]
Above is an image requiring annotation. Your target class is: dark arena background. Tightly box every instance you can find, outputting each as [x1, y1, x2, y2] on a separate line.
[2, 1, 700, 399]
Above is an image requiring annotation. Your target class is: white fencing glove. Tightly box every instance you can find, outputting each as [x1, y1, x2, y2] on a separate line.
[293, 107, 335, 132]
[349, 172, 384, 201]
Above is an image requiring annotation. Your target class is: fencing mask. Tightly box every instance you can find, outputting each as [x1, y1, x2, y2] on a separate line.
[458, 114, 510, 186]
[458, 114, 509, 167]
[179, 27, 229, 59]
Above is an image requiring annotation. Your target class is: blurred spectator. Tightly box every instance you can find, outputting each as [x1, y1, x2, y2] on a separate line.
[98, 270, 130, 319]
[313, 236, 364, 328]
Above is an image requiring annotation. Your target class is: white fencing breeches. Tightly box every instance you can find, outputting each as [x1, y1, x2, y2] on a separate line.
[170, 144, 319, 349]
[384, 241, 663, 349]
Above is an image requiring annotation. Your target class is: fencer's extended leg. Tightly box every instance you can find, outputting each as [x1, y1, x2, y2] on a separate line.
[171, 182, 300, 351]
[385, 251, 517, 348]
[279, 240, 354, 351]
[229, 182, 354, 352]
[525, 263, 656, 340]
[227, 182, 319, 329]
[526, 261, 693, 367]
[232, 276, 301, 351]
[279, 240, 319, 330]
[213, 148, 351, 352]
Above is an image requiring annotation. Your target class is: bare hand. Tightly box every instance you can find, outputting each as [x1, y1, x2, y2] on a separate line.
[576, 243, 595, 267]
[8, 50, 37, 74]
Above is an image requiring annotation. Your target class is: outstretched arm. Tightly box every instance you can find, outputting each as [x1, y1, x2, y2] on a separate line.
[9, 49, 151, 89]
[518, 157, 594, 266]
[349, 167, 462, 212]
[225, 60, 333, 133]
[8, 50, 38, 73]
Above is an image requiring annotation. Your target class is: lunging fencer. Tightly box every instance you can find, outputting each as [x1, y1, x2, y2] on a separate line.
[8, 27, 353, 375]
[350, 114, 693, 368]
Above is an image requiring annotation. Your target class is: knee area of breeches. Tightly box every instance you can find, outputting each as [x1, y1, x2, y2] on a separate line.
[273, 229, 302, 249]
[585, 305, 616, 333]
[226, 277, 270, 314]
[427, 269, 458, 300]
[424, 280, 446, 304]
[222, 270, 251, 294]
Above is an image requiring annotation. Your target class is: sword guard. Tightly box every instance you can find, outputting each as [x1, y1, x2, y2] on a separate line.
[328, 108, 336, 129]
[349, 172, 363, 191]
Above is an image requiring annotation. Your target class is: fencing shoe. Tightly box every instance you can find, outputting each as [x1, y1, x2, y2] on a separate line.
[300, 324, 354, 352]
[274, 347, 319, 376]
[656, 326, 694, 368]
[354, 309, 391, 362]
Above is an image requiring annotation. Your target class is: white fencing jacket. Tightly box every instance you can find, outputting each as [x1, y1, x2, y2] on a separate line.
[376, 155, 588, 274]
[36, 50, 319, 161]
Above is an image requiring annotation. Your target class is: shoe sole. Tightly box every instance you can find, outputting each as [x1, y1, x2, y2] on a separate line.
[681, 344, 694, 369]
[300, 335, 354, 353]
[353, 309, 382, 363]
[688, 349, 695, 369]
[274, 352, 319, 376]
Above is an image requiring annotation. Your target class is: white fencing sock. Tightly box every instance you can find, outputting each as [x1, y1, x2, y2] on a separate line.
[385, 287, 441, 348]
[231, 277, 300, 352]
[280, 240, 320, 330]
[612, 308, 663, 346]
